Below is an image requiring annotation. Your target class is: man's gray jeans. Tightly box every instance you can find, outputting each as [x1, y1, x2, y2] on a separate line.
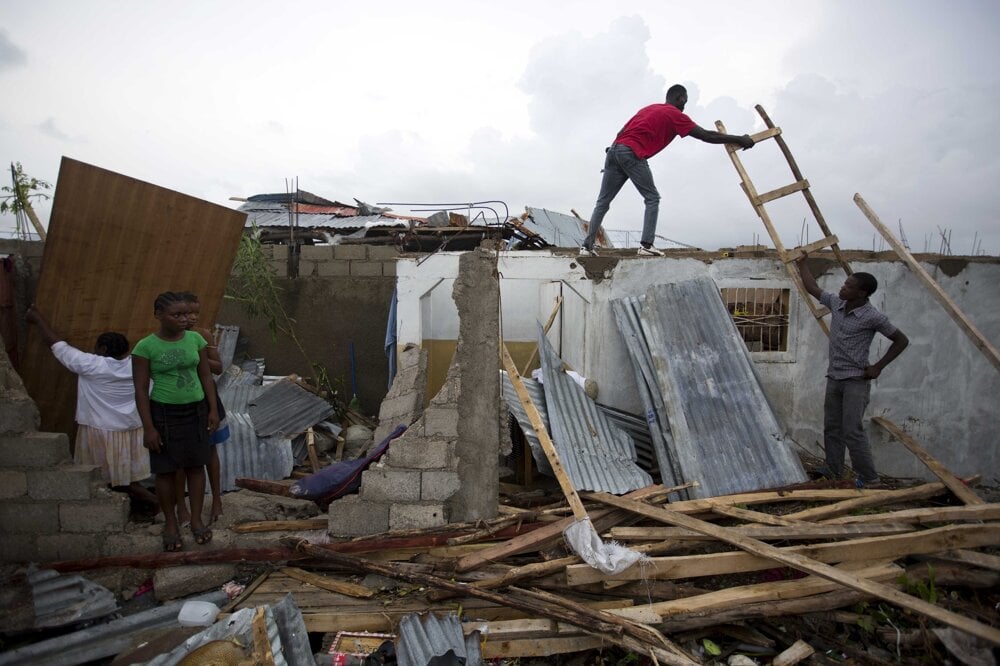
[824, 377, 877, 482]
[583, 144, 660, 249]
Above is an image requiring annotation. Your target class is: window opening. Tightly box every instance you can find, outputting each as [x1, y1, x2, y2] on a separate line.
[720, 287, 790, 352]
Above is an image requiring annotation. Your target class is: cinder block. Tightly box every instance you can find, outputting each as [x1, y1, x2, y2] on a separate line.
[423, 407, 459, 438]
[387, 438, 452, 470]
[0, 501, 59, 533]
[382, 261, 397, 277]
[327, 495, 389, 536]
[298, 261, 318, 277]
[0, 399, 40, 436]
[154, 564, 238, 601]
[389, 503, 447, 531]
[300, 245, 334, 261]
[102, 532, 165, 557]
[333, 245, 368, 260]
[269, 259, 287, 276]
[361, 468, 421, 502]
[0, 432, 71, 468]
[368, 246, 399, 260]
[377, 394, 420, 424]
[421, 470, 461, 501]
[0, 470, 28, 498]
[28, 465, 104, 500]
[0, 535, 38, 563]
[350, 261, 383, 277]
[36, 533, 101, 562]
[59, 492, 129, 533]
[316, 260, 351, 276]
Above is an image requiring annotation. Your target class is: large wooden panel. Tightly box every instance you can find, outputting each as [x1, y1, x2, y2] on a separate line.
[21, 157, 247, 436]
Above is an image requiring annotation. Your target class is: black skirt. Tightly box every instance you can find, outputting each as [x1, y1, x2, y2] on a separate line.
[148, 399, 211, 474]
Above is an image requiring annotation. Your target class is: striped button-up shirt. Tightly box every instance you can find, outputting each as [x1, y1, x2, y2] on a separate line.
[820, 291, 898, 380]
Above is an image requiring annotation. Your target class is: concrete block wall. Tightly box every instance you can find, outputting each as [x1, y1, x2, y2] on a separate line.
[0, 347, 130, 564]
[257, 243, 399, 279]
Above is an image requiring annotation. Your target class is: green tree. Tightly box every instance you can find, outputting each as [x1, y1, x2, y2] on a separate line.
[1, 162, 51, 239]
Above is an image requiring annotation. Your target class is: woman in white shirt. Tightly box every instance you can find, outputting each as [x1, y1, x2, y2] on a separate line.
[27, 306, 157, 506]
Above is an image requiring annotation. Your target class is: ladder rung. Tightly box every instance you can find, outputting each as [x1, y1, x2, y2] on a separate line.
[783, 235, 840, 263]
[755, 179, 810, 206]
[750, 127, 781, 143]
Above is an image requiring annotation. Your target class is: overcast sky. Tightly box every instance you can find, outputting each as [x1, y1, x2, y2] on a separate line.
[2, 1, 998, 254]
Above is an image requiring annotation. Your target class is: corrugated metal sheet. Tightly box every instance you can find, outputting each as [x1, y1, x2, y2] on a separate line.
[611, 296, 684, 492]
[523, 207, 591, 248]
[501, 370, 554, 476]
[636, 277, 808, 498]
[219, 383, 266, 413]
[242, 209, 407, 231]
[216, 359, 266, 389]
[28, 568, 117, 629]
[217, 412, 293, 492]
[214, 324, 240, 371]
[594, 403, 657, 473]
[248, 379, 335, 438]
[397, 612, 482, 666]
[536, 324, 653, 494]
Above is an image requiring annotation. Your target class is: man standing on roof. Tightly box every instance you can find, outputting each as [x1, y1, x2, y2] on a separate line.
[796, 255, 909, 488]
[580, 84, 755, 257]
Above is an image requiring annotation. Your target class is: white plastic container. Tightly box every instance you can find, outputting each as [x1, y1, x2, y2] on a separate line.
[177, 600, 221, 627]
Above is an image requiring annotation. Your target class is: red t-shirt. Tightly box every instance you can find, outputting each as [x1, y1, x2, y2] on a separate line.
[614, 104, 697, 159]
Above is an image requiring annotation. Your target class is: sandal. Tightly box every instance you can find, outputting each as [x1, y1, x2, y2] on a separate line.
[162, 532, 183, 552]
[191, 525, 213, 545]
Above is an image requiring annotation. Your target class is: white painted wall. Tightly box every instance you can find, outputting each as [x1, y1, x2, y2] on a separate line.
[396, 252, 1000, 483]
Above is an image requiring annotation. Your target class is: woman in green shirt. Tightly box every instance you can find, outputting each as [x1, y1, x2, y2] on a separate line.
[132, 291, 219, 552]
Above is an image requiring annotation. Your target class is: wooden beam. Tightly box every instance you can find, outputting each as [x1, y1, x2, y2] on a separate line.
[607, 561, 902, 623]
[872, 417, 984, 505]
[772, 639, 816, 666]
[749, 127, 782, 143]
[609, 522, 916, 542]
[824, 502, 1000, 525]
[663, 488, 894, 515]
[588, 493, 1000, 646]
[279, 567, 375, 598]
[231, 518, 329, 533]
[567, 523, 1000, 586]
[783, 480, 955, 521]
[855, 193, 1000, 373]
[926, 549, 1000, 573]
[709, 503, 807, 526]
[481, 636, 607, 658]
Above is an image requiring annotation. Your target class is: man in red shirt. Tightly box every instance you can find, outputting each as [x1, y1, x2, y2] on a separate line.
[580, 84, 755, 257]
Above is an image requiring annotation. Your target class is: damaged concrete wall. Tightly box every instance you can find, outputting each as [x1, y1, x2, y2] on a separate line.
[395, 250, 1000, 484]
[327, 247, 500, 535]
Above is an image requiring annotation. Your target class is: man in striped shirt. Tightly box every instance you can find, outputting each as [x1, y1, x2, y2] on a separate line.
[796, 256, 909, 487]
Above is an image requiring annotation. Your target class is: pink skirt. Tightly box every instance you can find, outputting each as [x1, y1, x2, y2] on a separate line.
[74, 425, 151, 487]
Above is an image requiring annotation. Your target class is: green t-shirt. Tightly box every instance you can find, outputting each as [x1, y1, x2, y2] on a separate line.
[132, 331, 207, 404]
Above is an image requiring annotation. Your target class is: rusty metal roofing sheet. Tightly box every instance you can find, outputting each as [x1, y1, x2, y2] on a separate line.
[217, 412, 293, 492]
[501, 370, 554, 476]
[242, 209, 407, 231]
[397, 612, 481, 666]
[637, 277, 808, 498]
[523, 207, 590, 248]
[537, 324, 653, 494]
[611, 296, 684, 492]
[28, 568, 117, 629]
[248, 379, 335, 438]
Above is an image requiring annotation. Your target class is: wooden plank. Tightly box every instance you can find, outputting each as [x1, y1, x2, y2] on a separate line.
[754, 179, 810, 206]
[607, 562, 901, 623]
[566, 523, 1000, 586]
[855, 193, 1000, 373]
[783, 480, 953, 521]
[20, 157, 247, 435]
[824, 502, 1000, 525]
[609, 522, 916, 542]
[872, 417, 984, 505]
[462, 618, 584, 641]
[772, 639, 816, 666]
[709, 503, 806, 526]
[928, 549, 1000, 573]
[231, 518, 329, 533]
[588, 492, 1000, 646]
[480, 636, 607, 658]
[280, 567, 375, 598]
[782, 235, 840, 263]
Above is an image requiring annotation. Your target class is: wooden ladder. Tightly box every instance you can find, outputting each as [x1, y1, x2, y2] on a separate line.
[716, 105, 851, 335]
